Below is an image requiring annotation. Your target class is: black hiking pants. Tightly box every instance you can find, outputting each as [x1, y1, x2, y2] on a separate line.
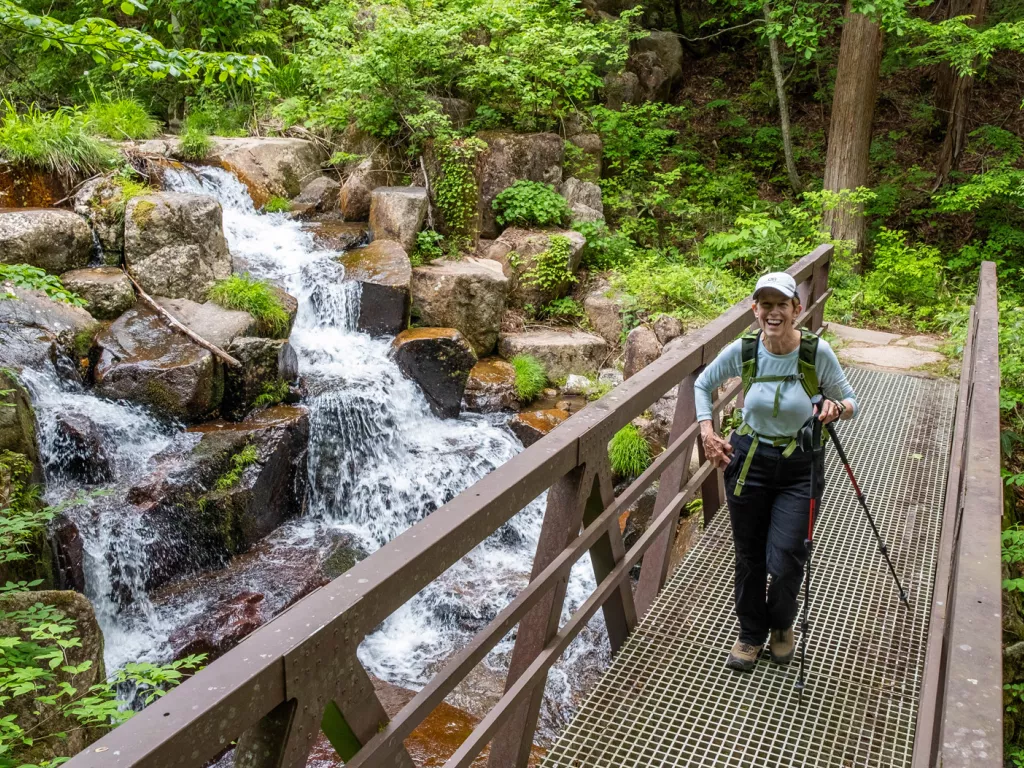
[723, 431, 825, 646]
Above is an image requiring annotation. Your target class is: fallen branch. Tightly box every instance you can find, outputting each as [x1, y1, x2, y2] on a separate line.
[123, 270, 242, 368]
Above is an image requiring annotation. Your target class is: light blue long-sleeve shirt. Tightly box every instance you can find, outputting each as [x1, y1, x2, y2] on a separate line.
[694, 336, 858, 437]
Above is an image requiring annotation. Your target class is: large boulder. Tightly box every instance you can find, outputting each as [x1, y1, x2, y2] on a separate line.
[306, 221, 369, 252]
[584, 285, 625, 347]
[464, 358, 519, 413]
[107, 405, 310, 594]
[603, 71, 641, 111]
[509, 408, 569, 448]
[48, 411, 114, 485]
[72, 174, 127, 263]
[485, 228, 586, 309]
[223, 336, 299, 421]
[290, 175, 341, 219]
[624, 325, 662, 379]
[203, 137, 325, 209]
[391, 328, 478, 419]
[653, 314, 684, 345]
[92, 305, 222, 422]
[0, 591, 106, 766]
[59, 267, 135, 320]
[341, 157, 396, 221]
[124, 193, 231, 302]
[498, 330, 608, 380]
[410, 258, 508, 355]
[629, 31, 684, 103]
[0, 209, 93, 274]
[338, 240, 412, 336]
[0, 286, 97, 378]
[559, 177, 604, 216]
[154, 297, 258, 347]
[476, 132, 564, 239]
[370, 187, 429, 253]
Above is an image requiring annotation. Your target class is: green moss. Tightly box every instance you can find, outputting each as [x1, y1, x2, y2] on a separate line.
[130, 199, 157, 230]
[72, 325, 98, 360]
[263, 196, 291, 214]
[208, 274, 290, 338]
[608, 424, 652, 478]
[214, 444, 258, 491]
[510, 354, 547, 403]
[252, 379, 289, 409]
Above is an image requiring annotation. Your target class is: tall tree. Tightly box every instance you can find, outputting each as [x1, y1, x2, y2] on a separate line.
[763, 1, 802, 193]
[933, 0, 988, 188]
[822, 3, 884, 256]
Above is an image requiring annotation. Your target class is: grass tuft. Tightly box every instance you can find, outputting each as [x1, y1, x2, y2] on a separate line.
[85, 98, 159, 140]
[0, 100, 117, 180]
[179, 126, 213, 160]
[510, 354, 547, 402]
[608, 424, 652, 478]
[263, 196, 291, 214]
[208, 273, 290, 338]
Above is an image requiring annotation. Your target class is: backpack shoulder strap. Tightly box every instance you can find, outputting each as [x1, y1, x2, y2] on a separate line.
[798, 331, 820, 399]
[740, 330, 761, 396]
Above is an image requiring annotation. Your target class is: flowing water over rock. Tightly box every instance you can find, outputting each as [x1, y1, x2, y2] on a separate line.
[28, 164, 605, 738]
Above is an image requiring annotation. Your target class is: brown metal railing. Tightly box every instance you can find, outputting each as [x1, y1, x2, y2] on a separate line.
[65, 246, 835, 768]
[912, 261, 1002, 768]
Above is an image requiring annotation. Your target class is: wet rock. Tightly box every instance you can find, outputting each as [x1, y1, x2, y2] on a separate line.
[124, 193, 231, 302]
[599, 367, 623, 388]
[0, 591, 106, 766]
[624, 325, 661, 379]
[59, 267, 135, 320]
[154, 297, 258, 347]
[50, 411, 114, 484]
[620, 485, 658, 551]
[51, 515, 85, 592]
[584, 288, 625, 346]
[653, 314, 684, 345]
[290, 175, 341, 218]
[72, 174, 127, 261]
[93, 305, 222, 422]
[509, 408, 569, 447]
[498, 330, 608, 380]
[370, 186, 429, 253]
[559, 177, 603, 217]
[171, 591, 266, 660]
[631, 30, 683, 103]
[0, 370, 40, 475]
[603, 71, 641, 111]
[464, 357, 518, 413]
[391, 328, 478, 419]
[121, 406, 310, 593]
[206, 137, 325, 209]
[0, 286, 97, 377]
[567, 133, 603, 182]
[488, 228, 586, 309]
[0, 209, 93, 274]
[411, 258, 508, 355]
[306, 220, 369, 252]
[223, 337, 298, 420]
[475, 132, 564, 239]
[338, 240, 412, 336]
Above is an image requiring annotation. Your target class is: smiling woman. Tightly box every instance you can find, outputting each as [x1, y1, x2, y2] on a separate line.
[693, 271, 858, 673]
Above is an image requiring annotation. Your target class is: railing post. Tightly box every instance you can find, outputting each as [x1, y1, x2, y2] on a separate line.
[809, 255, 831, 331]
[488, 465, 598, 768]
[635, 373, 699, 617]
[587, 464, 638, 651]
[697, 409, 726, 526]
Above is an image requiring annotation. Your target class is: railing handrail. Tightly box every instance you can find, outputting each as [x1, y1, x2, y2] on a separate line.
[912, 260, 1002, 768]
[66, 245, 835, 768]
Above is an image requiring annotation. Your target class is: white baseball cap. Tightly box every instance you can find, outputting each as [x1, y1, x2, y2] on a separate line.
[752, 272, 798, 299]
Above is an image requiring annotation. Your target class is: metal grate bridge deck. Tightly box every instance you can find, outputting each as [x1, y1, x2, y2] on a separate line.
[542, 367, 957, 768]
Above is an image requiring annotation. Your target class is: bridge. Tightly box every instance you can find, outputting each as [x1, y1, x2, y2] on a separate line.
[66, 249, 1003, 768]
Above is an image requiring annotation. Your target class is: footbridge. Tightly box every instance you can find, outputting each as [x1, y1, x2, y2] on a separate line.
[67, 250, 1003, 768]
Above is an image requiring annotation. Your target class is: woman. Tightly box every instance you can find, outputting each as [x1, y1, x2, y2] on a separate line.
[694, 271, 857, 672]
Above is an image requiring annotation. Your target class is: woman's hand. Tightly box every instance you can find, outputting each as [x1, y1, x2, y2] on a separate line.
[700, 423, 733, 470]
[817, 398, 851, 425]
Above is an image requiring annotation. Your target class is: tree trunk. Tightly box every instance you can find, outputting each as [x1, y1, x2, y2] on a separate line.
[764, 2, 802, 195]
[822, 4, 884, 257]
[934, 0, 987, 189]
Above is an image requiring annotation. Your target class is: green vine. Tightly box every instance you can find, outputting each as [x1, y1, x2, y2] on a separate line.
[435, 137, 486, 252]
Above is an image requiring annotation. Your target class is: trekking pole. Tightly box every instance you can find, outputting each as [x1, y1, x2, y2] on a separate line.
[823, 421, 911, 607]
[795, 400, 823, 701]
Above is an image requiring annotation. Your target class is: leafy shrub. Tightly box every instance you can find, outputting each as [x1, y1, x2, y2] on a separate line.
[614, 258, 748, 321]
[85, 98, 159, 140]
[541, 297, 584, 322]
[608, 424, 651, 478]
[179, 126, 213, 160]
[522, 235, 577, 291]
[511, 355, 547, 402]
[575, 221, 638, 271]
[0, 264, 86, 307]
[864, 228, 943, 306]
[0, 100, 116, 179]
[208, 274, 290, 337]
[263, 196, 291, 214]
[494, 181, 571, 228]
[182, 101, 249, 137]
[413, 229, 445, 265]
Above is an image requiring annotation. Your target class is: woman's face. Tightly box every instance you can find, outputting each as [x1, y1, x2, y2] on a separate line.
[752, 289, 799, 340]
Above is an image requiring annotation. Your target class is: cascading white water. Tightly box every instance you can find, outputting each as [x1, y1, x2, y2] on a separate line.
[160, 167, 605, 725]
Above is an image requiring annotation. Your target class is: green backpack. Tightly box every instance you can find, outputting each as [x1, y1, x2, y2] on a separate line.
[739, 329, 821, 419]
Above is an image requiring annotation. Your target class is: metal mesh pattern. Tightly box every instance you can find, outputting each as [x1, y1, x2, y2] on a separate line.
[542, 368, 957, 768]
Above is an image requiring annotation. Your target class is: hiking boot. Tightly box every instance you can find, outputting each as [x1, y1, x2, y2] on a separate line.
[769, 627, 795, 665]
[725, 639, 760, 672]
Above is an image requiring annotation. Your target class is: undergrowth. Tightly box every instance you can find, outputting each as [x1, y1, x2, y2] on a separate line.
[85, 98, 159, 140]
[0, 100, 116, 180]
[0, 264, 86, 307]
[263, 196, 291, 214]
[208, 274, 289, 338]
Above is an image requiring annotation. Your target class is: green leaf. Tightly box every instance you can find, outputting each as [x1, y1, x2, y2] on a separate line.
[120, 2, 134, 15]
